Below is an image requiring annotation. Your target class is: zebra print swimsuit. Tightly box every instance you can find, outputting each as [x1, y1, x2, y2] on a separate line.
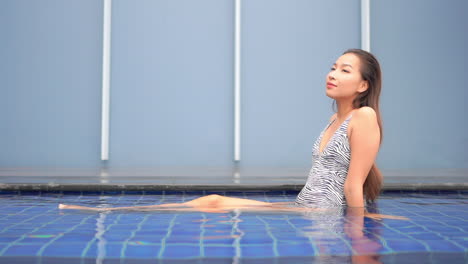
[295, 113, 353, 208]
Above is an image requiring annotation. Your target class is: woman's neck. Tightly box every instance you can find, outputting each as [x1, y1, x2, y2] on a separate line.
[336, 100, 355, 120]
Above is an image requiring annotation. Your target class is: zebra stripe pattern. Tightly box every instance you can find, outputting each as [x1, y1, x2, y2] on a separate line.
[295, 114, 353, 208]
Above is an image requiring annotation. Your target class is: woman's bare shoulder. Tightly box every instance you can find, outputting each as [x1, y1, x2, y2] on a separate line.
[353, 106, 377, 123]
[348, 107, 378, 136]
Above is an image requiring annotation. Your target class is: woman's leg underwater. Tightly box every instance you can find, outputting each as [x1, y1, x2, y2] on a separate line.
[58, 202, 186, 211]
[182, 194, 273, 208]
[58, 194, 273, 211]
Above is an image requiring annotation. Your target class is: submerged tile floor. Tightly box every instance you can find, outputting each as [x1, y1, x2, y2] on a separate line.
[0, 190, 467, 263]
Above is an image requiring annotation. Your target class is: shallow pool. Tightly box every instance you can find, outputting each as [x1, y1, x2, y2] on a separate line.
[0, 190, 466, 263]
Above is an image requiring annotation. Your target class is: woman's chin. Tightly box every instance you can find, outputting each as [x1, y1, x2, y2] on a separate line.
[325, 91, 336, 99]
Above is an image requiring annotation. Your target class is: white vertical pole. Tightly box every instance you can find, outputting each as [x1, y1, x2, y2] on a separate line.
[234, 0, 241, 162]
[101, 0, 112, 160]
[361, 0, 371, 52]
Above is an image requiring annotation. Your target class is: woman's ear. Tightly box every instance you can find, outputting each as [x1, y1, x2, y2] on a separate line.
[358, 80, 369, 93]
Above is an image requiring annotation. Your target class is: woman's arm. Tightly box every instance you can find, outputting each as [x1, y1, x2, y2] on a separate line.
[344, 107, 380, 207]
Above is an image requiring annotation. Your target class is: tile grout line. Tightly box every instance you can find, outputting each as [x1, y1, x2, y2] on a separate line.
[256, 215, 279, 257]
[0, 207, 66, 256]
[36, 214, 96, 257]
[157, 214, 178, 258]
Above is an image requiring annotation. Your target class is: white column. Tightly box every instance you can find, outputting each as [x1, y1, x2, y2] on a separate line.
[234, 0, 241, 162]
[361, 0, 371, 52]
[101, 0, 112, 160]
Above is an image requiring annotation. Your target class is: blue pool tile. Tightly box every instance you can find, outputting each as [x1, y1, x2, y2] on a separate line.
[142, 191, 164, 195]
[267, 190, 287, 195]
[164, 191, 186, 196]
[0, 190, 467, 262]
[42, 243, 88, 257]
[0, 237, 19, 243]
[162, 245, 200, 258]
[134, 229, 168, 237]
[17, 235, 58, 243]
[240, 235, 274, 244]
[201, 236, 237, 245]
[450, 240, 468, 250]
[18, 191, 42, 196]
[241, 245, 275, 258]
[41, 191, 63, 197]
[204, 246, 236, 258]
[121, 191, 144, 195]
[69, 227, 96, 234]
[314, 241, 352, 255]
[385, 239, 429, 252]
[54, 234, 95, 243]
[171, 230, 202, 237]
[83, 243, 124, 258]
[202, 229, 234, 237]
[87, 191, 109, 196]
[109, 222, 140, 229]
[172, 222, 202, 229]
[224, 191, 248, 197]
[101, 234, 133, 242]
[2, 244, 44, 256]
[182, 191, 205, 196]
[408, 233, 444, 240]
[124, 244, 161, 258]
[61, 191, 83, 196]
[0, 191, 19, 195]
[427, 225, 462, 232]
[129, 236, 165, 243]
[3, 228, 36, 235]
[423, 240, 464, 252]
[101, 191, 123, 196]
[277, 243, 316, 256]
[166, 235, 203, 244]
[142, 220, 173, 227]
[288, 218, 313, 226]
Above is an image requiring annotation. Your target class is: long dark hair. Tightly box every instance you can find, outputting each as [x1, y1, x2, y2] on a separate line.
[342, 48, 383, 202]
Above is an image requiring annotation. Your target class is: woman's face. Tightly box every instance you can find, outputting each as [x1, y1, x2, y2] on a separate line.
[326, 53, 368, 100]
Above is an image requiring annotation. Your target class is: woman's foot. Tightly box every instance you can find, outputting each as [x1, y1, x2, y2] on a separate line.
[58, 204, 103, 211]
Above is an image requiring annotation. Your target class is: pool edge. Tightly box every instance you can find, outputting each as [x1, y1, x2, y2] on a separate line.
[0, 183, 467, 191]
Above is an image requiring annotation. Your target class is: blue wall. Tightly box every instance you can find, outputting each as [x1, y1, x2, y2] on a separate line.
[0, 0, 103, 167]
[373, 0, 468, 169]
[0, 0, 466, 172]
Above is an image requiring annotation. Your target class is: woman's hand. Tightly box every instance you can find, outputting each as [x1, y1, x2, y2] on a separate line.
[364, 212, 409, 220]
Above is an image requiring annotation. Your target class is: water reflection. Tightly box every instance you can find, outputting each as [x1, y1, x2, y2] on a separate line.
[95, 212, 109, 264]
[299, 204, 383, 263]
[86, 202, 384, 263]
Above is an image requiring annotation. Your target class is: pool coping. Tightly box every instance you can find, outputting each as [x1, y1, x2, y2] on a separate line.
[1, 168, 467, 191]
[1, 183, 467, 191]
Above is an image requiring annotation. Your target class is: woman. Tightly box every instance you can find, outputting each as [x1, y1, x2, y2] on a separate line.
[59, 49, 405, 220]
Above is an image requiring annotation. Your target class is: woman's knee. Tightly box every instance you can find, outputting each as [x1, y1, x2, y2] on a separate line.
[185, 194, 223, 207]
[205, 194, 223, 206]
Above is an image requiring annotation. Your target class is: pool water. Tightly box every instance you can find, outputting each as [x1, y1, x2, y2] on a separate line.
[0, 190, 466, 263]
